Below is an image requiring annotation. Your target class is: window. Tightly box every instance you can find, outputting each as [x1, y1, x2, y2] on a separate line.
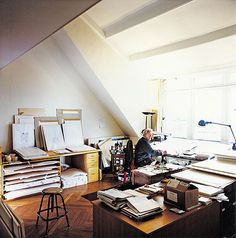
[160, 68, 236, 143]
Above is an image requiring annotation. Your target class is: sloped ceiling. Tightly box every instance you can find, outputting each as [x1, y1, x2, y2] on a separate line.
[83, 0, 236, 77]
[0, 0, 100, 70]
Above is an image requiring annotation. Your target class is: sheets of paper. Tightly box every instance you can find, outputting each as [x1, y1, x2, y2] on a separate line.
[172, 169, 235, 188]
[189, 158, 236, 178]
[126, 196, 160, 213]
[41, 124, 65, 151]
[62, 121, 84, 146]
[12, 124, 35, 150]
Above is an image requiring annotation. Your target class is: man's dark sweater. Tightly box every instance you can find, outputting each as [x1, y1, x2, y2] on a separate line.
[134, 137, 162, 167]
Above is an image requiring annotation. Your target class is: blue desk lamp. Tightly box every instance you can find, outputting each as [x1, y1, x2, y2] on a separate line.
[198, 120, 236, 150]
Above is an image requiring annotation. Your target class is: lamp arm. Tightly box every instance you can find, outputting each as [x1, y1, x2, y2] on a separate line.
[211, 122, 236, 142]
[229, 125, 236, 142]
[210, 122, 231, 127]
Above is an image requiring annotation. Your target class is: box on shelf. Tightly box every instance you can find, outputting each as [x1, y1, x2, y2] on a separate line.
[164, 179, 198, 211]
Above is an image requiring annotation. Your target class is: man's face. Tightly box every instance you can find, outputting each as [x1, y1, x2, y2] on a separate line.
[145, 132, 152, 141]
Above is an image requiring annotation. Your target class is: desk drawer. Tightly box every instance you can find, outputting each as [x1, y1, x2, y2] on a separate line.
[88, 168, 99, 182]
[86, 153, 98, 160]
[87, 157, 98, 168]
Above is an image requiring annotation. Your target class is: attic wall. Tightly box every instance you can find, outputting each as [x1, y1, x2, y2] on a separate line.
[64, 18, 154, 135]
[0, 36, 123, 152]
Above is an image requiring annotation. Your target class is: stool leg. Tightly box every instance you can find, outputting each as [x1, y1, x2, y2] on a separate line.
[59, 194, 70, 227]
[51, 194, 54, 213]
[55, 194, 59, 218]
[45, 194, 52, 235]
[36, 194, 45, 226]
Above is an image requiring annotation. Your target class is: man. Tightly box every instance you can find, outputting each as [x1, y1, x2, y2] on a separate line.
[134, 129, 166, 167]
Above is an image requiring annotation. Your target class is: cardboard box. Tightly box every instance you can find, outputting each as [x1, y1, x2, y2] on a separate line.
[164, 179, 199, 211]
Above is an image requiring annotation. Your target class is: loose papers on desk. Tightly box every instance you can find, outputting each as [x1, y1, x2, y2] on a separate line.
[97, 188, 133, 210]
[135, 182, 163, 195]
[121, 196, 163, 221]
[190, 182, 223, 197]
[172, 169, 235, 188]
[189, 158, 236, 178]
[134, 163, 183, 176]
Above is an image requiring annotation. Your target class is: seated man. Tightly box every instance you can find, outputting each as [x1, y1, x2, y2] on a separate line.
[134, 129, 166, 167]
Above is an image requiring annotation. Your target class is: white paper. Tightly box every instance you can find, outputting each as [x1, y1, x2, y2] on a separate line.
[190, 182, 223, 196]
[190, 158, 236, 177]
[66, 145, 96, 152]
[41, 124, 65, 150]
[172, 169, 235, 188]
[127, 196, 160, 213]
[12, 124, 35, 150]
[62, 121, 84, 146]
[4, 182, 60, 200]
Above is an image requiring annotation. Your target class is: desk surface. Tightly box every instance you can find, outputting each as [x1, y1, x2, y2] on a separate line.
[93, 195, 220, 238]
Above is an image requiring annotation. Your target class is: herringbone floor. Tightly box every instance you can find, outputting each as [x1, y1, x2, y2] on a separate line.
[6, 180, 117, 238]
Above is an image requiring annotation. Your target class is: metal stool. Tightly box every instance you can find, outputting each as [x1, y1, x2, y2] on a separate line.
[36, 187, 70, 235]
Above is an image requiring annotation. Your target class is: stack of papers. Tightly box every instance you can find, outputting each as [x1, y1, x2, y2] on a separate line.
[121, 196, 163, 221]
[97, 188, 132, 210]
[190, 182, 223, 197]
[135, 182, 163, 195]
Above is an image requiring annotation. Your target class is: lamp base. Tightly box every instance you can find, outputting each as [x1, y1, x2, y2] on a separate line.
[232, 143, 236, 150]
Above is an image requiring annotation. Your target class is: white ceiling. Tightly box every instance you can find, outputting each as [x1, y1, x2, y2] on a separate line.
[83, 0, 236, 77]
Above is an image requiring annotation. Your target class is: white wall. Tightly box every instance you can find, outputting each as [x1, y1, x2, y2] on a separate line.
[64, 18, 154, 136]
[0, 36, 123, 152]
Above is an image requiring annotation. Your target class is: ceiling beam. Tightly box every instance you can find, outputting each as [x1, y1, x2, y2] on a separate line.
[130, 24, 236, 61]
[103, 0, 193, 37]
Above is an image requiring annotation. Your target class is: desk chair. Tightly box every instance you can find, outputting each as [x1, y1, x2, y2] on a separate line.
[123, 140, 134, 184]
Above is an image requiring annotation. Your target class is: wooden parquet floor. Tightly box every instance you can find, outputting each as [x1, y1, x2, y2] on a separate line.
[6, 180, 117, 238]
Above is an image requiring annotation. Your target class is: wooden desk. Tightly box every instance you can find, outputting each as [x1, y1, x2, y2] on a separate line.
[93, 196, 220, 238]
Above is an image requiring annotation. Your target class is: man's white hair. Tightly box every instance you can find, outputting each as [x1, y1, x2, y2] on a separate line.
[142, 128, 153, 137]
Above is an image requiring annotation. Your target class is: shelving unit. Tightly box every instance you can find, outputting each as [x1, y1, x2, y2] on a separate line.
[0, 149, 100, 199]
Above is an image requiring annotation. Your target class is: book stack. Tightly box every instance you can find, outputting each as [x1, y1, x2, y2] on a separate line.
[121, 196, 163, 221]
[97, 188, 132, 210]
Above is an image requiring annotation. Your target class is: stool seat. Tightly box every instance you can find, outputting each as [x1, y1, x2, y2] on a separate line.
[42, 187, 63, 195]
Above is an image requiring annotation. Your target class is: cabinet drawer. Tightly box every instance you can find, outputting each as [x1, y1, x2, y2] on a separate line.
[86, 153, 98, 160]
[88, 168, 99, 182]
[87, 157, 98, 168]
